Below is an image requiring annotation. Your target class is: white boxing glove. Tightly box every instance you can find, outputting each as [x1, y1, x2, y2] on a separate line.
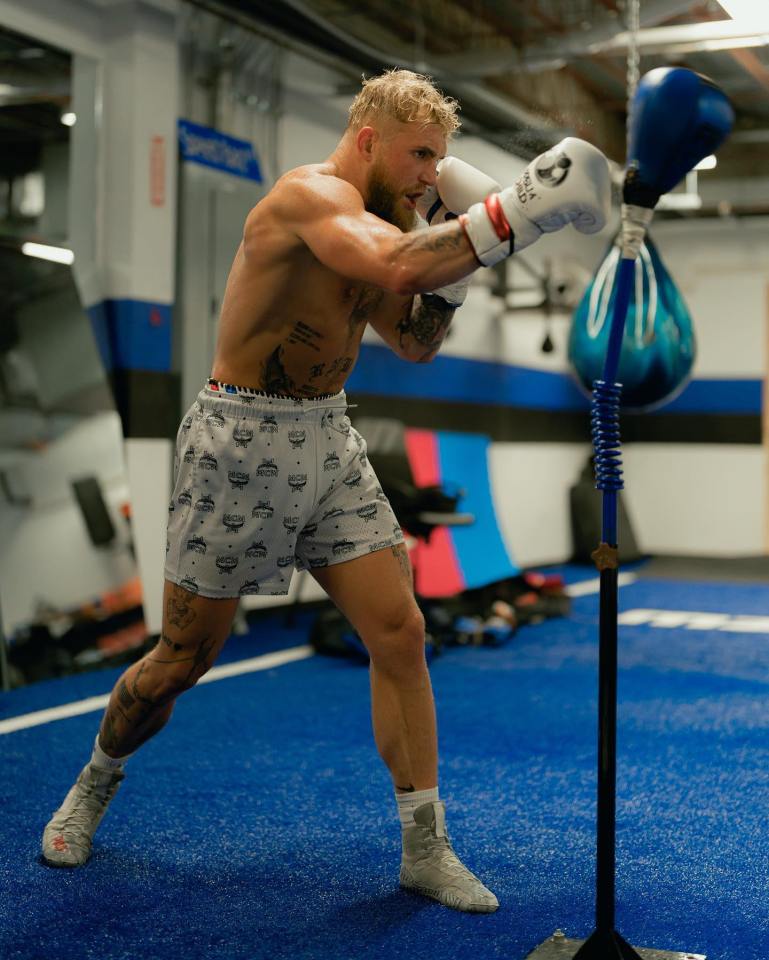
[416, 157, 501, 306]
[459, 138, 611, 268]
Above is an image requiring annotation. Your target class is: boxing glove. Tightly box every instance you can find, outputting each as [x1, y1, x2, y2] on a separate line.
[417, 157, 501, 306]
[460, 137, 611, 267]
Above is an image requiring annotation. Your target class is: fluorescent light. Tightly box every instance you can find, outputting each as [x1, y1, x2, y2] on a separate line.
[718, 1, 769, 30]
[60, 112, 76, 127]
[695, 155, 717, 171]
[21, 242, 74, 265]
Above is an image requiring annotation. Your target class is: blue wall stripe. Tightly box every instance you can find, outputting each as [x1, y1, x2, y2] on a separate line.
[348, 344, 762, 415]
[347, 345, 588, 411]
[435, 431, 519, 588]
[87, 299, 172, 373]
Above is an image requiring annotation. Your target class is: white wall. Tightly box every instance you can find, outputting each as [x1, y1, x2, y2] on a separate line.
[0, 413, 137, 634]
[621, 219, 769, 556]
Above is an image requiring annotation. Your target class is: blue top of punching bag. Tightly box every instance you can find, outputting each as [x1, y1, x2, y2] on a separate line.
[624, 67, 735, 208]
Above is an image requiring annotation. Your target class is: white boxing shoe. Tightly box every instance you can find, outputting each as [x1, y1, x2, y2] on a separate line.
[400, 800, 499, 913]
[42, 763, 124, 867]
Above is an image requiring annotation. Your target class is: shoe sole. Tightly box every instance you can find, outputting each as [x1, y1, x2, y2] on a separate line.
[400, 876, 498, 913]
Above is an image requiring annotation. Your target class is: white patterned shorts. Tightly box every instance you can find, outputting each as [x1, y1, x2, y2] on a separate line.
[164, 385, 404, 598]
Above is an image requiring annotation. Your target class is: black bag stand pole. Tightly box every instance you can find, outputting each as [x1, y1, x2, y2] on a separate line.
[525, 264, 705, 960]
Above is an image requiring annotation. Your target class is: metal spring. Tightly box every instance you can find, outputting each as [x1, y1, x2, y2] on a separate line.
[591, 380, 624, 492]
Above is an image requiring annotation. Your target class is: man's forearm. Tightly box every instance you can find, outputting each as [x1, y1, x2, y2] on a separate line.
[396, 293, 456, 363]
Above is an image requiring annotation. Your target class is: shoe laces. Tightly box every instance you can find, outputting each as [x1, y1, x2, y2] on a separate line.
[414, 830, 472, 879]
[60, 773, 121, 836]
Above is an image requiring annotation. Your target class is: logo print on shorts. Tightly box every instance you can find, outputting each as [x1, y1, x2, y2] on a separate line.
[288, 473, 307, 492]
[186, 535, 207, 554]
[324, 452, 340, 471]
[206, 411, 226, 429]
[309, 557, 328, 569]
[259, 415, 279, 434]
[168, 499, 175, 513]
[166, 539, 170, 554]
[283, 516, 299, 534]
[322, 507, 344, 521]
[368, 540, 389, 553]
[357, 504, 377, 522]
[321, 410, 335, 429]
[228, 470, 249, 490]
[183, 446, 196, 464]
[179, 576, 199, 593]
[199, 451, 218, 471]
[223, 513, 245, 533]
[181, 414, 193, 432]
[245, 541, 267, 559]
[276, 555, 294, 568]
[393, 523, 403, 538]
[216, 555, 238, 575]
[177, 488, 193, 507]
[195, 494, 215, 513]
[302, 522, 318, 538]
[239, 580, 260, 596]
[343, 469, 362, 488]
[256, 458, 278, 477]
[252, 501, 274, 519]
[233, 425, 254, 448]
[332, 539, 356, 557]
[375, 486, 388, 503]
[288, 429, 306, 449]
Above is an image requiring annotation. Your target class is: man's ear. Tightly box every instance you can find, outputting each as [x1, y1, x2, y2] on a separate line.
[356, 126, 377, 161]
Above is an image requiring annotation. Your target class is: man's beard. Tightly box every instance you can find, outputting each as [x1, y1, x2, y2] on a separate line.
[365, 163, 417, 233]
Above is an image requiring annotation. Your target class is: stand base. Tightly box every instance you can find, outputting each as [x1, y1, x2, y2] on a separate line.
[525, 931, 705, 960]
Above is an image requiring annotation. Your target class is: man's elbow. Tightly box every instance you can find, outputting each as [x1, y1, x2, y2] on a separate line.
[410, 346, 440, 364]
[387, 263, 423, 297]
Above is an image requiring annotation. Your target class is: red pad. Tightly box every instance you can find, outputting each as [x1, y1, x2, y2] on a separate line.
[403, 429, 465, 598]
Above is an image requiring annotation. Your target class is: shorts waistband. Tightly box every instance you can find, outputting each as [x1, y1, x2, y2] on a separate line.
[199, 379, 349, 419]
[206, 378, 341, 402]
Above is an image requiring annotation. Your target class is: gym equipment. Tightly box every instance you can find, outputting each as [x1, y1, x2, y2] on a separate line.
[569, 233, 696, 411]
[528, 65, 733, 960]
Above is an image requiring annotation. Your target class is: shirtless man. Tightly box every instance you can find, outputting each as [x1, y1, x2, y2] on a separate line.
[42, 70, 610, 913]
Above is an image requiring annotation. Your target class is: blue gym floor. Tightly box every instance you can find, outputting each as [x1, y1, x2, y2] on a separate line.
[1, 565, 768, 960]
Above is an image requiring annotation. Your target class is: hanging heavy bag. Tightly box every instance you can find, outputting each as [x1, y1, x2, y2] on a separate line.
[568, 233, 695, 411]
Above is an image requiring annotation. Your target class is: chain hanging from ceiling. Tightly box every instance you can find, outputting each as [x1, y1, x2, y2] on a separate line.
[626, 0, 641, 157]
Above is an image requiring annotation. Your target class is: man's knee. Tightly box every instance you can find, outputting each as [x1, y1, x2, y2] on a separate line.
[364, 606, 426, 672]
[139, 648, 216, 702]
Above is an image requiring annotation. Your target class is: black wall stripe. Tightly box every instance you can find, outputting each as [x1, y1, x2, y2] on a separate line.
[110, 370, 181, 440]
[347, 394, 762, 445]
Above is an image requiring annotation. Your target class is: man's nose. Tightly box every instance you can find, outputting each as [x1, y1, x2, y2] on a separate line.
[420, 162, 439, 187]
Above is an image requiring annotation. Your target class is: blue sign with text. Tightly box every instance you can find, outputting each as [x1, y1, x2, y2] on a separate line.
[178, 119, 262, 182]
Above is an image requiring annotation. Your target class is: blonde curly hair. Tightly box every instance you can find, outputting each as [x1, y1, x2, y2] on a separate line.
[347, 69, 460, 138]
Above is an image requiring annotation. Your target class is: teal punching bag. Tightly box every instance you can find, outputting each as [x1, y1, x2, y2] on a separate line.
[568, 234, 695, 411]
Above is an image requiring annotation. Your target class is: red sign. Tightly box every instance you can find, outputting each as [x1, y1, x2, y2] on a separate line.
[150, 135, 165, 207]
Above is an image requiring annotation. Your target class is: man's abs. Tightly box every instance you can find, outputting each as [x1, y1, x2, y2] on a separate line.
[210, 234, 387, 399]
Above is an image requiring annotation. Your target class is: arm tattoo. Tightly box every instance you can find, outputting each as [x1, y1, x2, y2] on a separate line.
[405, 228, 466, 255]
[397, 294, 454, 361]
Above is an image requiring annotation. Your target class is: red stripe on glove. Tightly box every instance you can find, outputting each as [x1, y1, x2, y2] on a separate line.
[484, 193, 511, 242]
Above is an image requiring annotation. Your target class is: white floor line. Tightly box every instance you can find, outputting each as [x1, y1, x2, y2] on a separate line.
[0, 575, 636, 737]
[565, 571, 638, 598]
[0, 644, 315, 737]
